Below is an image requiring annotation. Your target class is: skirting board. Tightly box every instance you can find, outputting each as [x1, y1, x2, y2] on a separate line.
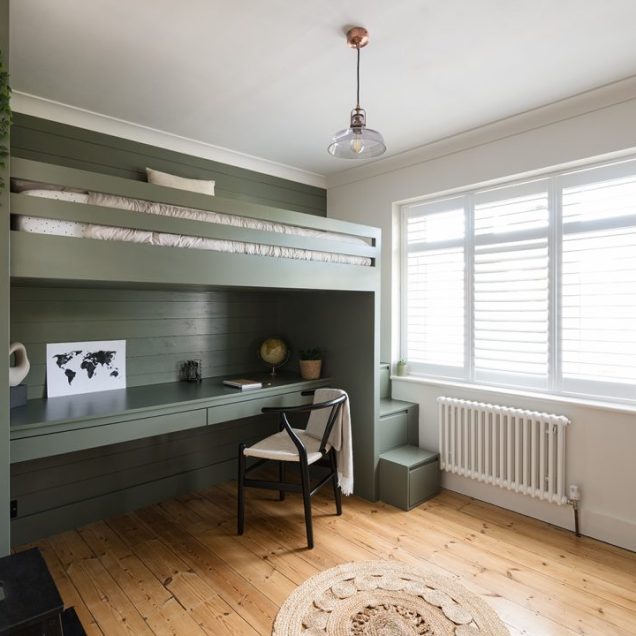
[442, 473, 636, 553]
[10, 458, 236, 546]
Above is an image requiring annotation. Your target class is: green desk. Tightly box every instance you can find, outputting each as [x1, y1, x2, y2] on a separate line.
[10, 373, 329, 463]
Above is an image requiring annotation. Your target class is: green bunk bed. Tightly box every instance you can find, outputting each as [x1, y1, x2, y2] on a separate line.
[7, 152, 382, 544]
[10, 158, 380, 291]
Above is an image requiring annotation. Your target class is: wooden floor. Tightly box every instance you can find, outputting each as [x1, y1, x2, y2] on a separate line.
[16, 483, 636, 636]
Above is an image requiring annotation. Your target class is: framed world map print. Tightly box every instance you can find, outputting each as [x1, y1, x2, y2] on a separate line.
[46, 340, 126, 398]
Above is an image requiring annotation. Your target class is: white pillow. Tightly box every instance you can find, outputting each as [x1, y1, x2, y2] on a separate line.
[146, 168, 215, 196]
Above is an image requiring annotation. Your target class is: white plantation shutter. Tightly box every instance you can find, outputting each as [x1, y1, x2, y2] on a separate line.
[473, 183, 550, 389]
[560, 160, 636, 399]
[401, 156, 636, 403]
[403, 199, 466, 377]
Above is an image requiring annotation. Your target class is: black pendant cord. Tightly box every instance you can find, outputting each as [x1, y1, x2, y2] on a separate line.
[356, 46, 361, 109]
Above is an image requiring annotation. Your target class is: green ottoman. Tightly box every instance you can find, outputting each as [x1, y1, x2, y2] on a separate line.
[379, 445, 440, 510]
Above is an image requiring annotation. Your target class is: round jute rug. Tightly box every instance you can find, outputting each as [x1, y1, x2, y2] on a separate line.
[273, 560, 509, 636]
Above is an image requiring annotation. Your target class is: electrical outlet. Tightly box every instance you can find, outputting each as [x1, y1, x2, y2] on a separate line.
[10, 500, 17, 518]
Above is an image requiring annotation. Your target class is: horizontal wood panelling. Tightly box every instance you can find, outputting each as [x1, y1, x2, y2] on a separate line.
[10, 114, 326, 216]
[10, 415, 278, 544]
[11, 286, 280, 399]
[11, 460, 238, 546]
[13, 319, 265, 344]
[11, 419, 265, 487]
[11, 417, 272, 514]
[8, 283, 288, 542]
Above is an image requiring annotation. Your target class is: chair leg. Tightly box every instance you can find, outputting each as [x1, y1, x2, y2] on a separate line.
[329, 449, 342, 515]
[278, 461, 286, 501]
[238, 443, 246, 535]
[299, 459, 314, 549]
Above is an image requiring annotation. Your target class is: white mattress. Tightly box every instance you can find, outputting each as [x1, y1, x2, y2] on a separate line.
[15, 189, 371, 266]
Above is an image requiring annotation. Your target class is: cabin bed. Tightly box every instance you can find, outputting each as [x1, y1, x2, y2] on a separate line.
[7, 156, 381, 544]
[14, 186, 371, 266]
[9, 158, 379, 289]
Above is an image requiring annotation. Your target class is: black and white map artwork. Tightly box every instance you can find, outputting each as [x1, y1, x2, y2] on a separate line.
[46, 340, 126, 397]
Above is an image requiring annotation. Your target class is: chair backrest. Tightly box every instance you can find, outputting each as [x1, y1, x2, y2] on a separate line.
[305, 393, 347, 452]
[262, 392, 347, 454]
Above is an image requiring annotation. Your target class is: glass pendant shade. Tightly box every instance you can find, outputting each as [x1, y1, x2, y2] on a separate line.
[328, 125, 386, 159]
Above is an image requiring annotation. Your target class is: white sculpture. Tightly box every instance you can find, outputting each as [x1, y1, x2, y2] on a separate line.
[9, 342, 30, 386]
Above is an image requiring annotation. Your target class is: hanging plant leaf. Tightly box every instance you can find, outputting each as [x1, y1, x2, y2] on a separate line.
[0, 47, 11, 196]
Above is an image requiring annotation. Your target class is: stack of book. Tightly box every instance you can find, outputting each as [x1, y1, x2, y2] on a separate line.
[222, 378, 263, 390]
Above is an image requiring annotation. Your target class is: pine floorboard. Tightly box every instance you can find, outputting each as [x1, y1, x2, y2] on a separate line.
[15, 484, 636, 635]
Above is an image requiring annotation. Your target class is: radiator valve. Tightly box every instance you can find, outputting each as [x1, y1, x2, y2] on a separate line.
[568, 484, 581, 537]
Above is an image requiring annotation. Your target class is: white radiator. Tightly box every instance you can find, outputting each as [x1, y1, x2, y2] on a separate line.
[437, 397, 570, 504]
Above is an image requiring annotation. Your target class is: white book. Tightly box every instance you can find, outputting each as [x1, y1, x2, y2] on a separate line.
[223, 378, 263, 390]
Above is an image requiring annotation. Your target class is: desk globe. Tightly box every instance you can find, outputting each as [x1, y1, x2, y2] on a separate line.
[259, 337, 289, 375]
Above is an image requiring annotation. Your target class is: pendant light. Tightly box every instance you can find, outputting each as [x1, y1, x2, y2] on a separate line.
[328, 27, 386, 159]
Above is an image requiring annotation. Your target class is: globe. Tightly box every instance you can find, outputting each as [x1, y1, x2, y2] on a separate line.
[259, 337, 289, 375]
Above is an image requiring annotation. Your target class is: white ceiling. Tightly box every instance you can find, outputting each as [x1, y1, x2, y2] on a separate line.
[9, 0, 636, 180]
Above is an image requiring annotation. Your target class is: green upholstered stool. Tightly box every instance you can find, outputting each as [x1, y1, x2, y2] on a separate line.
[379, 445, 440, 511]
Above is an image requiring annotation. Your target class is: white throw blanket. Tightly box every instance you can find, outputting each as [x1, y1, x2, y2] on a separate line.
[305, 388, 354, 496]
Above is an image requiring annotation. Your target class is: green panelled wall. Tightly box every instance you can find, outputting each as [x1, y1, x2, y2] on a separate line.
[5, 106, 331, 545]
[10, 113, 327, 217]
[283, 291, 379, 502]
[0, 0, 10, 555]
[9, 286, 282, 543]
[11, 414, 278, 543]
[11, 287, 280, 399]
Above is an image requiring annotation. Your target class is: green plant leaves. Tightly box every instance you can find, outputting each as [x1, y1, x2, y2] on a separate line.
[0, 48, 11, 196]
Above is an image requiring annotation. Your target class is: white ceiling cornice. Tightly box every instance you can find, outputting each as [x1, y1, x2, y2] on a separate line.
[11, 75, 636, 194]
[11, 91, 328, 189]
[326, 75, 636, 190]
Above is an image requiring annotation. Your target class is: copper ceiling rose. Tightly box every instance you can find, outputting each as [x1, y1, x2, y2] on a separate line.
[346, 27, 369, 49]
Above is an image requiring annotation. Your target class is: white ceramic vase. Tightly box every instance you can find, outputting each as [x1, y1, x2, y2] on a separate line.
[9, 342, 30, 386]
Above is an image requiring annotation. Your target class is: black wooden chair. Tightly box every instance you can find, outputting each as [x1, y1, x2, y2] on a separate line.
[237, 391, 347, 549]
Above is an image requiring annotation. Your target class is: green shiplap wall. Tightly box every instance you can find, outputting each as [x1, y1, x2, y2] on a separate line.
[0, 0, 10, 555]
[11, 287, 280, 399]
[283, 290, 379, 502]
[11, 414, 278, 544]
[10, 113, 327, 216]
[10, 285, 283, 543]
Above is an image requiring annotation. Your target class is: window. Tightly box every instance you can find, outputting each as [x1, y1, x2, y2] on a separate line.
[403, 199, 465, 377]
[401, 157, 636, 402]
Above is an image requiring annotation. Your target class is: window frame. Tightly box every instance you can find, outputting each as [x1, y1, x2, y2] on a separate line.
[400, 155, 636, 404]
[400, 195, 468, 380]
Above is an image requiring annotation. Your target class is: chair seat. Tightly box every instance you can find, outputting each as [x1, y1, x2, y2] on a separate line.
[243, 428, 330, 464]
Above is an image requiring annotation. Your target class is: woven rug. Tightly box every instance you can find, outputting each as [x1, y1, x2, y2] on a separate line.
[273, 560, 509, 635]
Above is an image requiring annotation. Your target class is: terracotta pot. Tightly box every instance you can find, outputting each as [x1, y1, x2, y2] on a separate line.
[299, 359, 322, 380]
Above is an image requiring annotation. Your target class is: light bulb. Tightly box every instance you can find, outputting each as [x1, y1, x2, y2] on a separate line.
[351, 136, 364, 155]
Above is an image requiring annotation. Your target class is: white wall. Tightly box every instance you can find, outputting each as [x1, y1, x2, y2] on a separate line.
[327, 77, 636, 551]
[393, 379, 636, 552]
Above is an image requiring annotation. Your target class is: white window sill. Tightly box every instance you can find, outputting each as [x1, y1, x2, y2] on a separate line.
[390, 374, 636, 416]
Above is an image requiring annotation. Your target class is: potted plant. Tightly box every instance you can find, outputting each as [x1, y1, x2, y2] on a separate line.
[396, 359, 408, 376]
[299, 348, 322, 380]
